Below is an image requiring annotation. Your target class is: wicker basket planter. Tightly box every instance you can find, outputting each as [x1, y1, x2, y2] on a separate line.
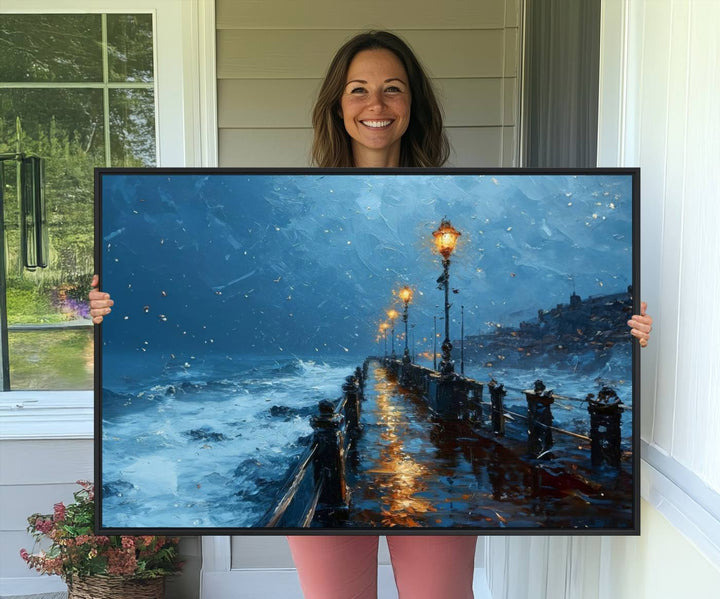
[67, 575, 165, 599]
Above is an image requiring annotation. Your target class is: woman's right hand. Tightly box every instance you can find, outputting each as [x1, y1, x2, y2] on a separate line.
[89, 274, 114, 324]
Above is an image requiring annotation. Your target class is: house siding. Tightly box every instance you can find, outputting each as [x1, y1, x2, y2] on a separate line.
[216, 0, 521, 168]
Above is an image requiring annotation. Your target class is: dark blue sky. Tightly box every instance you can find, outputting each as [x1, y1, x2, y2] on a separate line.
[100, 172, 634, 360]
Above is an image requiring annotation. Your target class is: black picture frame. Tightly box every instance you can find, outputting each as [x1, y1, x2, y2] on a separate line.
[95, 167, 640, 536]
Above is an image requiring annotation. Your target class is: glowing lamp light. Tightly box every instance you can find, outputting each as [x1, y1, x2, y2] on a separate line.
[387, 308, 399, 321]
[432, 219, 461, 258]
[398, 286, 413, 304]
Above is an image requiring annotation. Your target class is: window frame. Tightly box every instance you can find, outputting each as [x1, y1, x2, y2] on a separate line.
[0, 0, 217, 438]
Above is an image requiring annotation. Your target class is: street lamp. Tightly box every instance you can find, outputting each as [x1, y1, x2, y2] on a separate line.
[387, 308, 399, 359]
[398, 286, 413, 366]
[432, 218, 461, 376]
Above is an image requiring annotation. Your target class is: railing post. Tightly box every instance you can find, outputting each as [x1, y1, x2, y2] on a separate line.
[342, 375, 361, 440]
[488, 379, 506, 436]
[430, 374, 467, 419]
[587, 386, 623, 468]
[355, 366, 365, 397]
[311, 400, 348, 524]
[524, 379, 554, 458]
[469, 381, 484, 424]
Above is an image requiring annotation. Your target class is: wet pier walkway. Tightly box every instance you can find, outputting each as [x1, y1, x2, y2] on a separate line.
[343, 360, 632, 530]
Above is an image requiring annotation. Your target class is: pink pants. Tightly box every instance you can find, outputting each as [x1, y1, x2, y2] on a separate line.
[287, 535, 477, 599]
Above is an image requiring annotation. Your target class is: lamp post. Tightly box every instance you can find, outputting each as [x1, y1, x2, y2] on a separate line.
[461, 305, 465, 376]
[432, 218, 461, 377]
[398, 286, 413, 366]
[387, 308, 399, 359]
[433, 315, 437, 370]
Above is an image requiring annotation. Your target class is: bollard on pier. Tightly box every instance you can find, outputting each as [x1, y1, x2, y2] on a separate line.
[488, 379, 506, 436]
[310, 400, 349, 524]
[342, 375, 362, 441]
[524, 379, 555, 458]
[587, 386, 623, 469]
[354, 366, 365, 397]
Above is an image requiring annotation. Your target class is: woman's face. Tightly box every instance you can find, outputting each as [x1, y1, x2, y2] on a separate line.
[340, 48, 411, 167]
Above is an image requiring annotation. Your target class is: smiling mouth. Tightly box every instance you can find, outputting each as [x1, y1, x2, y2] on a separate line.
[361, 120, 393, 128]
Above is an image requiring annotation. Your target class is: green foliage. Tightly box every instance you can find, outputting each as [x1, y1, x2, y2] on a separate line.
[5, 284, 59, 324]
[9, 329, 93, 390]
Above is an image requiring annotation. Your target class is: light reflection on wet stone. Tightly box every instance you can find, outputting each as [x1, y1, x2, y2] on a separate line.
[345, 362, 632, 530]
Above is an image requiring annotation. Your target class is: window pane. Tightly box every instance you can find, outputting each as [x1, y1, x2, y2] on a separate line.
[0, 12, 157, 390]
[2, 88, 100, 390]
[107, 14, 154, 83]
[0, 89, 106, 162]
[8, 328, 94, 390]
[1, 88, 104, 278]
[0, 14, 103, 82]
[110, 89, 156, 166]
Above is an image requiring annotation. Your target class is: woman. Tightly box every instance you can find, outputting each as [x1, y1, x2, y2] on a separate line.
[90, 30, 653, 599]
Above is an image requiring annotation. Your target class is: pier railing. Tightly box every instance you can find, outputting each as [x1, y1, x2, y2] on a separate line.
[260, 357, 627, 527]
[384, 357, 627, 468]
[259, 365, 367, 528]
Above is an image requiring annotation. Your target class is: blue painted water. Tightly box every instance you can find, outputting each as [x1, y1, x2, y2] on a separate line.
[102, 354, 357, 528]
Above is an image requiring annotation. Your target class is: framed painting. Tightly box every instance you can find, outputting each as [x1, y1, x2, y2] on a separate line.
[95, 168, 640, 535]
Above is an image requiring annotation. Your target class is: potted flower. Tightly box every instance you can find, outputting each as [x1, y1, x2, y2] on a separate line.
[20, 480, 182, 599]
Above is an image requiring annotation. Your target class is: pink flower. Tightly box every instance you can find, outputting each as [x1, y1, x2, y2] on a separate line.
[34, 518, 54, 534]
[107, 548, 137, 576]
[19, 548, 29, 562]
[121, 537, 135, 549]
[53, 502, 66, 522]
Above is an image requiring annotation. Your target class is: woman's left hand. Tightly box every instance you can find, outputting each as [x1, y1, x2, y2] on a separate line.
[627, 301, 652, 347]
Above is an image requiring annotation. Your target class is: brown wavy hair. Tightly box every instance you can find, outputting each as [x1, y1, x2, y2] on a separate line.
[311, 31, 449, 168]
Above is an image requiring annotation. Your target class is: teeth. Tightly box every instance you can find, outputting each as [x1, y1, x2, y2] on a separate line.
[362, 120, 392, 128]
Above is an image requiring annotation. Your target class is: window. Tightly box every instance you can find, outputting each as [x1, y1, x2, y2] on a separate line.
[0, 13, 157, 390]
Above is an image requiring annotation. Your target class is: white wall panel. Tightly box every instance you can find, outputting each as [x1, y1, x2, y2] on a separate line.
[446, 127, 506, 167]
[612, 0, 720, 490]
[218, 79, 320, 128]
[0, 440, 93, 484]
[218, 29, 509, 80]
[0, 483, 84, 530]
[219, 128, 313, 167]
[636, 0, 676, 452]
[672, 1, 720, 483]
[217, 0, 509, 30]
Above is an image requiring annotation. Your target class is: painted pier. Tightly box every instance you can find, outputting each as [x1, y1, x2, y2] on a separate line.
[260, 358, 633, 530]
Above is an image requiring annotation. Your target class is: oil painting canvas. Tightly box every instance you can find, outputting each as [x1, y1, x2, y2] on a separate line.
[96, 168, 639, 534]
